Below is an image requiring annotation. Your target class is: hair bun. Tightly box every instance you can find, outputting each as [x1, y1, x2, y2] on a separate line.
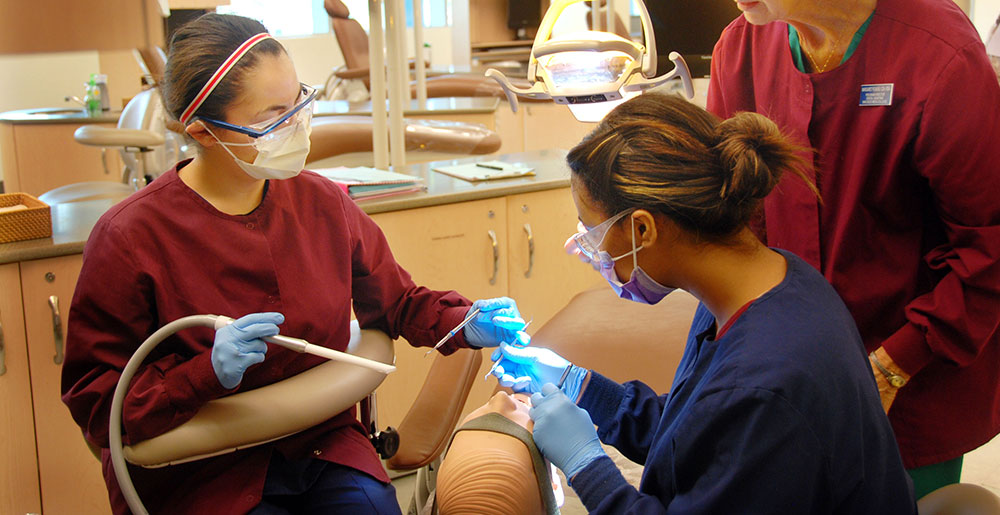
[713, 112, 788, 202]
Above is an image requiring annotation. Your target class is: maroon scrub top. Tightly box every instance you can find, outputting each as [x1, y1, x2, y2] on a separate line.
[708, 0, 1000, 468]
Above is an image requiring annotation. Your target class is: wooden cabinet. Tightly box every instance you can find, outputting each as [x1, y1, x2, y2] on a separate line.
[0, 256, 112, 515]
[369, 187, 601, 428]
[0, 0, 164, 54]
[0, 263, 42, 515]
[521, 102, 596, 153]
[0, 122, 124, 197]
[506, 189, 602, 327]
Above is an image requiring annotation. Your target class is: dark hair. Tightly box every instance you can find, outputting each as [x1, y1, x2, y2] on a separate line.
[161, 13, 285, 125]
[567, 93, 818, 242]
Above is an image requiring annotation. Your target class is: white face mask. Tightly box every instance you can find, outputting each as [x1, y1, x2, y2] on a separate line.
[207, 120, 312, 180]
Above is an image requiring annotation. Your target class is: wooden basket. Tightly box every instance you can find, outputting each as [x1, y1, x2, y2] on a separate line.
[0, 193, 52, 244]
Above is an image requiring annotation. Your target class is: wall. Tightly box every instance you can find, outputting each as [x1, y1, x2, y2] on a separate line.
[0, 52, 101, 190]
[0, 52, 100, 114]
[974, 0, 1000, 40]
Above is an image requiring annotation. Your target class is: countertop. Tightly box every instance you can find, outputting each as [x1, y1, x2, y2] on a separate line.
[0, 149, 571, 265]
[314, 96, 500, 117]
[0, 97, 498, 126]
[0, 107, 121, 125]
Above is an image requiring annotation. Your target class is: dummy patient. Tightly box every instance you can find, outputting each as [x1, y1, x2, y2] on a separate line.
[435, 392, 564, 515]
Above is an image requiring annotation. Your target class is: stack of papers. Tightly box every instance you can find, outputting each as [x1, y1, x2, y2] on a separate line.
[433, 160, 535, 182]
[313, 167, 425, 200]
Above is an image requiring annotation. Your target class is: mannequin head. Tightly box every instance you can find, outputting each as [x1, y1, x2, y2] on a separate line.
[436, 392, 561, 515]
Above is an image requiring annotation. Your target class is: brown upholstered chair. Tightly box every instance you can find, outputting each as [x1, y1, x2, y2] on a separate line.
[306, 115, 501, 165]
[530, 286, 697, 394]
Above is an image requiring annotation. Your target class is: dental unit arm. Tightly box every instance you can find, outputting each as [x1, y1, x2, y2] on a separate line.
[486, 0, 693, 122]
[109, 315, 396, 515]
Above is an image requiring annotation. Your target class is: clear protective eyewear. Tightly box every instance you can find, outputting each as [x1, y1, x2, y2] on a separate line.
[199, 82, 316, 138]
[572, 209, 634, 262]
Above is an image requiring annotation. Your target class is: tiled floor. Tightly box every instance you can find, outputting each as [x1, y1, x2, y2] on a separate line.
[392, 436, 1000, 512]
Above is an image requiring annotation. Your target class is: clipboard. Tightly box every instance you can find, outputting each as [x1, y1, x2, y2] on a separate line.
[433, 160, 536, 182]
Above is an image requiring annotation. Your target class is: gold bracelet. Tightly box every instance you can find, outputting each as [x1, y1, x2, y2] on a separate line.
[869, 351, 906, 388]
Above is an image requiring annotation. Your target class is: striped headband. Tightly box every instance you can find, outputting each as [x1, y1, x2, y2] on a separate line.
[178, 32, 274, 125]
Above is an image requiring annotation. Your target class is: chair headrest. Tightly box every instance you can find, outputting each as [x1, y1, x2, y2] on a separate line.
[325, 0, 351, 19]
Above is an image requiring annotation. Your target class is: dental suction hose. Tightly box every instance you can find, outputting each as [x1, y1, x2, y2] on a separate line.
[109, 314, 396, 515]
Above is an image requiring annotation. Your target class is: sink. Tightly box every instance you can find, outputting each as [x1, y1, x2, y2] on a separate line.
[26, 107, 87, 116]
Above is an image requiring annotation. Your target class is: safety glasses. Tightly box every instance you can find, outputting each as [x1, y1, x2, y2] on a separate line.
[199, 82, 317, 138]
[572, 209, 634, 261]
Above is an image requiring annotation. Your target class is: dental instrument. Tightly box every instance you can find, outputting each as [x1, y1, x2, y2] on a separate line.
[213, 315, 396, 375]
[425, 307, 481, 356]
[484, 318, 534, 380]
[485, 0, 694, 122]
[110, 314, 396, 515]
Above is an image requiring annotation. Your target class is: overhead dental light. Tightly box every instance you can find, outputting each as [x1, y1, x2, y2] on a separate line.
[486, 0, 694, 122]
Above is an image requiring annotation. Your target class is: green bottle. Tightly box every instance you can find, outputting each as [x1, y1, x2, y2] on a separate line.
[84, 74, 101, 117]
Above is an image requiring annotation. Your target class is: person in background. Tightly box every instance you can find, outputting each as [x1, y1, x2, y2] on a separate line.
[491, 93, 915, 513]
[706, 0, 1000, 498]
[61, 13, 526, 515]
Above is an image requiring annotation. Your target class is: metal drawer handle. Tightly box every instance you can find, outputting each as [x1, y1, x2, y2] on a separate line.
[49, 295, 64, 365]
[487, 229, 499, 285]
[0, 320, 6, 376]
[523, 223, 534, 278]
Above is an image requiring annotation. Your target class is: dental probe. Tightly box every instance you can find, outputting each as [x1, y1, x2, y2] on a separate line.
[214, 316, 396, 375]
[425, 307, 481, 356]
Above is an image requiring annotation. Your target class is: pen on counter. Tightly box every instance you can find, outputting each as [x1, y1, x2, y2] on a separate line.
[425, 307, 481, 357]
[475, 162, 506, 170]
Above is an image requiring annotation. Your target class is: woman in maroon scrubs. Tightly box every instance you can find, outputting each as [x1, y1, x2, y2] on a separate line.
[707, 0, 1000, 498]
[61, 13, 525, 515]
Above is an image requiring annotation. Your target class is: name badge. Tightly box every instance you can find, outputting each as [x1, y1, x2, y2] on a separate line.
[859, 84, 894, 106]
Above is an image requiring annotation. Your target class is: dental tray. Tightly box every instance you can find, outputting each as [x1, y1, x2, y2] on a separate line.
[0, 192, 52, 244]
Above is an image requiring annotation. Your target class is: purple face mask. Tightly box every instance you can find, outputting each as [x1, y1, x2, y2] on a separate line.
[577, 213, 675, 305]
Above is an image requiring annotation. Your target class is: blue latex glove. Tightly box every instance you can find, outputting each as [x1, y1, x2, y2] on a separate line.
[489, 342, 588, 400]
[530, 383, 607, 480]
[462, 297, 529, 348]
[212, 312, 284, 389]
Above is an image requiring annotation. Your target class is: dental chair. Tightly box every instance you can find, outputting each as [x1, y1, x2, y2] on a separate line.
[45, 87, 186, 206]
[322, 0, 539, 103]
[109, 318, 486, 514]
